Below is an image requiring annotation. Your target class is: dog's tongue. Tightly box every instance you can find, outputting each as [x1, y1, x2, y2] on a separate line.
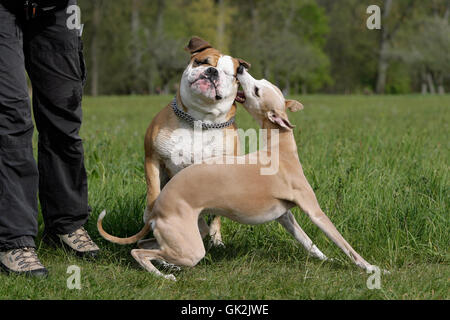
[235, 90, 246, 103]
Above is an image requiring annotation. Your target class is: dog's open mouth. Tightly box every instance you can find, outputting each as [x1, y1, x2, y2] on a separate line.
[235, 90, 246, 103]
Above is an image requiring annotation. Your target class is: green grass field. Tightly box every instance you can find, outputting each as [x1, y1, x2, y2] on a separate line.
[1, 95, 449, 300]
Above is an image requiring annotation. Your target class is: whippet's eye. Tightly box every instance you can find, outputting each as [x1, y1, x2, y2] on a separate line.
[254, 86, 260, 97]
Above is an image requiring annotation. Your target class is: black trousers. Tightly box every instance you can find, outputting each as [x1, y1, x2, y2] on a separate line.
[0, 0, 90, 250]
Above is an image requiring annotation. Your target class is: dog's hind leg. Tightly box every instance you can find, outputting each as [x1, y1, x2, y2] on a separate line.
[156, 217, 206, 269]
[277, 210, 328, 261]
[131, 249, 177, 281]
[136, 240, 182, 272]
[133, 210, 207, 280]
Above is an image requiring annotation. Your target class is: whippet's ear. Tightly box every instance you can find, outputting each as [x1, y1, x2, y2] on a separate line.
[285, 100, 304, 112]
[267, 110, 295, 130]
[185, 37, 212, 54]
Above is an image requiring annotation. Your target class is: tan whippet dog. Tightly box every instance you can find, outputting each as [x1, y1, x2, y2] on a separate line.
[98, 69, 379, 280]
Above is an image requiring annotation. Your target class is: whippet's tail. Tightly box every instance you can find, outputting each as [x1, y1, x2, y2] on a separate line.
[97, 210, 151, 245]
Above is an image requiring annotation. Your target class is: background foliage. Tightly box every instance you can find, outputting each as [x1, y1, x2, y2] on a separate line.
[77, 0, 450, 96]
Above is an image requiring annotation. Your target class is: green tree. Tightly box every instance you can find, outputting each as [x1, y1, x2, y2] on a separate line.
[319, 0, 379, 93]
[76, 0, 448, 95]
[229, 0, 331, 94]
[390, 1, 450, 94]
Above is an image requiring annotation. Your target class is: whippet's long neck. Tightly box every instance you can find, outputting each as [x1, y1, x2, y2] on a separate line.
[261, 120, 299, 156]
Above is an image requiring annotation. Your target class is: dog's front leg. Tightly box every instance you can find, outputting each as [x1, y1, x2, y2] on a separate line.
[143, 155, 161, 223]
[200, 209, 225, 247]
[277, 210, 328, 261]
[293, 184, 375, 271]
[208, 216, 224, 247]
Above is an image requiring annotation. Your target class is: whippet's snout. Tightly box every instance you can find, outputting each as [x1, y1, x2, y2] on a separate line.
[205, 67, 219, 81]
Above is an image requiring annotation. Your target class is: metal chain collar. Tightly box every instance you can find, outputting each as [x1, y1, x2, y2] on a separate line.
[171, 97, 235, 130]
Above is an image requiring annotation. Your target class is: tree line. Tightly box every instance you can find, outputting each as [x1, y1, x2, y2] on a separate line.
[78, 0, 449, 96]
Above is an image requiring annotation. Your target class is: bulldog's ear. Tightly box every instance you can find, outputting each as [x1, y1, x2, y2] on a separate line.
[238, 58, 251, 70]
[285, 100, 304, 112]
[267, 110, 295, 130]
[185, 37, 212, 54]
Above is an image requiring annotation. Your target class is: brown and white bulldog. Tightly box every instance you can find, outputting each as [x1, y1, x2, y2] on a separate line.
[99, 37, 249, 247]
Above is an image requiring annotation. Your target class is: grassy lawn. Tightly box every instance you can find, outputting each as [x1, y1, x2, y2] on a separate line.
[1, 94, 448, 300]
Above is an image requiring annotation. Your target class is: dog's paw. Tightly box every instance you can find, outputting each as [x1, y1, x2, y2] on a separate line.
[161, 262, 182, 273]
[210, 238, 225, 248]
[153, 259, 181, 272]
[164, 274, 177, 281]
[310, 245, 328, 261]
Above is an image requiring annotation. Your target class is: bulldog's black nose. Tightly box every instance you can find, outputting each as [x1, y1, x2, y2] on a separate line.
[205, 67, 219, 81]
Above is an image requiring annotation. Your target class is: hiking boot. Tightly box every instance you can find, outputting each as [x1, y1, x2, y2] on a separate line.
[46, 227, 100, 259]
[0, 247, 48, 278]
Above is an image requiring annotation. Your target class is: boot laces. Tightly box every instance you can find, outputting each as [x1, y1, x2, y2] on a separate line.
[11, 247, 44, 270]
[68, 227, 96, 250]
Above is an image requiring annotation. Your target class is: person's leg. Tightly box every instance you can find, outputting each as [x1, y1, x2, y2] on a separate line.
[0, 2, 38, 251]
[23, 0, 90, 237]
[0, 2, 47, 277]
